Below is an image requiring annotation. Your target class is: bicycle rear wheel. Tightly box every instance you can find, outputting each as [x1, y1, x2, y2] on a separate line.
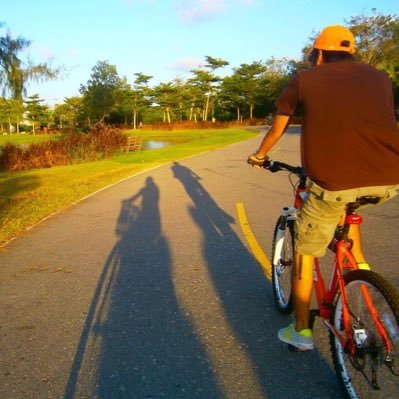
[271, 216, 294, 314]
[330, 270, 399, 399]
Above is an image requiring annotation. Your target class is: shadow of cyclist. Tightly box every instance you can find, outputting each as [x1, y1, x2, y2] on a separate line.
[64, 176, 221, 399]
[171, 161, 343, 399]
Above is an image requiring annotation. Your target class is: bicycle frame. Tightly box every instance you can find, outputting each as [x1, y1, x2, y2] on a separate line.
[280, 173, 392, 355]
[313, 229, 361, 351]
[315, 227, 392, 355]
[265, 159, 399, 394]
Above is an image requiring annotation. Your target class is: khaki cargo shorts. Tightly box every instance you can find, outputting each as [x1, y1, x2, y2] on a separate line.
[295, 182, 399, 257]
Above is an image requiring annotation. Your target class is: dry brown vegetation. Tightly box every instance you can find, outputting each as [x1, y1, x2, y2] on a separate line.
[0, 123, 128, 171]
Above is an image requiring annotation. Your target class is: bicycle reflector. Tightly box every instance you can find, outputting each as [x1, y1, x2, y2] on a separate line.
[346, 214, 363, 224]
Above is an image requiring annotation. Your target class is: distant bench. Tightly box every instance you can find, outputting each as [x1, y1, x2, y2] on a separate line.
[124, 136, 143, 152]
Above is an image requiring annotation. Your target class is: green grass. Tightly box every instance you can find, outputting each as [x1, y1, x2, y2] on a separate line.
[0, 127, 257, 246]
[0, 133, 63, 146]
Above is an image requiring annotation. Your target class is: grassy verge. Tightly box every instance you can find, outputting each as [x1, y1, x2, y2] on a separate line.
[0, 133, 63, 146]
[0, 128, 257, 246]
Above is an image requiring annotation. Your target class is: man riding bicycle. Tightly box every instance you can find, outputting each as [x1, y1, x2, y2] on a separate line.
[248, 25, 399, 351]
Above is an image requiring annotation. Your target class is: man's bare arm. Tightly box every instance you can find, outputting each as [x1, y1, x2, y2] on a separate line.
[256, 114, 290, 158]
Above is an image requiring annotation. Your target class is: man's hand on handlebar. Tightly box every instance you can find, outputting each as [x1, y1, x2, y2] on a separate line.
[247, 152, 269, 167]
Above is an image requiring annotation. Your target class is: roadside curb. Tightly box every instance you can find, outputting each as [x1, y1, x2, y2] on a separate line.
[0, 138, 253, 249]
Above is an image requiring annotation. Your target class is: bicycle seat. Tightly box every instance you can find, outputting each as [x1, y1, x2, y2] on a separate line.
[347, 196, 380, 211]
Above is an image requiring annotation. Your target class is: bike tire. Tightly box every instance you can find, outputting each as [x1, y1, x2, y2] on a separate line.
[271, 216, 294, 314]
[329, 269, 399, 399]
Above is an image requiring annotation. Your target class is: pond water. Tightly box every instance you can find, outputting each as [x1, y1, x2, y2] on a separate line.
[144, 140, 172, 149]
[143, 138, 191, 150]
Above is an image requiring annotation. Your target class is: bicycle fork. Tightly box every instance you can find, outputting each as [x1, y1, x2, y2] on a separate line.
[273, 207, 296, 267]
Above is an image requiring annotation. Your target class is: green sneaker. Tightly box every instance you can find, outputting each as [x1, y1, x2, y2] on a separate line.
[278, 323, 314, 350]
[357, 262, 371, 270]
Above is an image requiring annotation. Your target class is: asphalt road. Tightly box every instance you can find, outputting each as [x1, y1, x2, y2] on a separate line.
[1, 128, 399, 399]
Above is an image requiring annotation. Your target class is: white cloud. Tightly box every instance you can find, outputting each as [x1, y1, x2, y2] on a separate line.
[168, 56, 206, 72]
[177, 0, 227, 22]
[29, 43, 57, 61]
[39, 47, 57, 59]
[176, 0, 258, 23]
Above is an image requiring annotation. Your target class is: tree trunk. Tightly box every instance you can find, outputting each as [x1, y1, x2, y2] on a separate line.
[189, 103, 194, 121]
[133, 110, 137, 130]
[237, 107, 240, 122]
[204, 92, 210, 121]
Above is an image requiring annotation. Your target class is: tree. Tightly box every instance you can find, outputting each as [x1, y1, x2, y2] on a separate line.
[7, 99, 24, 133]
[80, 60, 121, 124]
[185, 82, 203, 122]
[24, 94, 49, 134]
[203, 56, 229, 121]
[0, 24, 60, 101]
[233, 62, 266, 119]
[112, 78, 134, 125]
[131, 72, 153, 128]
[347, 12, 399, 70]
[53, 96, 84, 129]
[65, 96, 84, 127]
[186, 56, 230, 122]
[258, 58, 293, 116]
[172, 78, 194, 122]
[152, 82, 179, 124]
[188, 69, 214, 121]
[219, 74, 247, 121]
[0, 97, 9, 133]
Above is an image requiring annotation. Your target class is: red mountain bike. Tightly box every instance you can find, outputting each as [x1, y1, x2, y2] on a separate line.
[265, 159, 399, 399]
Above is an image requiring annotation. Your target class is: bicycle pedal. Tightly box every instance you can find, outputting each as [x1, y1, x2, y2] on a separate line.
[288, 344, 311, 352]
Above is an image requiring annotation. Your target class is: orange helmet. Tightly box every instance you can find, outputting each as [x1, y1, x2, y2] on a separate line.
[313, 25, 356, 54]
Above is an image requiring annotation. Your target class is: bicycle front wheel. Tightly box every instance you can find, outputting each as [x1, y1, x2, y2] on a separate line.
[330, 270, 399, 399]
[271, 216, 294, 314]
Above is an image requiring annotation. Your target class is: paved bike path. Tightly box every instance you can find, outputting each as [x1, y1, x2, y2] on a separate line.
[0, 132, 378, 398]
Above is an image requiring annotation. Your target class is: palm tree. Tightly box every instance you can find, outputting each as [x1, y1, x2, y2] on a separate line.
[0, 25, 60, 101]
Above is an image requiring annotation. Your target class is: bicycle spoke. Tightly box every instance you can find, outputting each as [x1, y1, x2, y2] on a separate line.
[330, 270, 399, 398]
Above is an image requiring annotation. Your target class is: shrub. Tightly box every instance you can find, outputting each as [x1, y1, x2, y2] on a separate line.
[0, 123, 128, 171]
[141, 120, 232, 130]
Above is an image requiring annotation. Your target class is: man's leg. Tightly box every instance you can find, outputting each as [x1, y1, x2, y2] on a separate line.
[278, 185, 344, 349]
[277, 253, 315, 350]
[293, 254, 314, 331]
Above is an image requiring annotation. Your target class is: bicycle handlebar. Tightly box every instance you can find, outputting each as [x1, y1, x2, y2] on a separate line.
[263, 159, 306, 179]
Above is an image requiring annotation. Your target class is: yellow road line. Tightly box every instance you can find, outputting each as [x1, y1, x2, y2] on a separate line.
[236, 202, 272, 280]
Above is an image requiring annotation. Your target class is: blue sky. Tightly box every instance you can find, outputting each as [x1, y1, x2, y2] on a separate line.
[2, 0, 398, 106]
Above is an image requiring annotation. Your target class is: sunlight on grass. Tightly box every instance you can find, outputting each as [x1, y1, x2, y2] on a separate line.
[0, 128, 257, 245]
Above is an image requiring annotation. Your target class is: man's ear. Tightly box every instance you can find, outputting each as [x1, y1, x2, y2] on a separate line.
[316, 50, 323, 66]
